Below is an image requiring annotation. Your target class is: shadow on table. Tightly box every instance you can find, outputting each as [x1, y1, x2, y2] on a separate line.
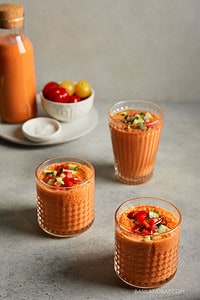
[0, 207, 44, 237]
[90, 160, 118, 184]
[56, 253, 132, 290]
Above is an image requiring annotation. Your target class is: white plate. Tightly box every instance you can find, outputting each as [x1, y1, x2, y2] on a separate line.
[0, 97, 99, 146]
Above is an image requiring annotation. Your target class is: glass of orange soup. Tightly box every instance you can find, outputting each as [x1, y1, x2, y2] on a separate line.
[108, 100, 164, 184]
[114, 197, 181, 288]
[35, 156, 95, 237]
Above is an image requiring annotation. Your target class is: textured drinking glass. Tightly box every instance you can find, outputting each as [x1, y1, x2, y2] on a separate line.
[35, 156, 95, 237]
[114, 197, 181, 288]
[109, 100, 164, 184]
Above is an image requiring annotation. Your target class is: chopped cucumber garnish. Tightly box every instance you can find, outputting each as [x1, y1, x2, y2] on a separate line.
[152, 235, 161, 241]
[144, 236, 151, 242]
[47, 179, 55, 185]
[145, 112, 152, 119]
[149, 211, 159, 218]
[56, 177, 64, 185]
[158, 224, 168, 233]
[44, 170, 53, 175]
[67, 164, 79, 170]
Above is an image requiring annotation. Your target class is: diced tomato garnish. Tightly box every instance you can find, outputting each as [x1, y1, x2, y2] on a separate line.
[146, 124, 154, 129]
[55, 166, 61, 172]
[63, 177, 73, 187]
[143, 219, 151, 229]
[149, 218, 155, 225]
[141, 229, 151, 235]
[64, 171, 73, 179]
[153, 218, 163, 225]
[132, 224, 141, 233]
[150, 225, 157, 234]
[60, 164, 66, 169]
[67, 180, 74, 187]
[41, 162, 86, 188]
[53, 181, 61, 187]
[72, 177, 81, 184]
[134, 211, 148, 224]
[126, 208, 166, 237]
[127, 211, 135, 219]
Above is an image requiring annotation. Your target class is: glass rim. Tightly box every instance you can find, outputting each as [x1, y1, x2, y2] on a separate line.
[109, 99, 164, 117]
[115, 196, 182, 236]
[35, 155, 94, 189]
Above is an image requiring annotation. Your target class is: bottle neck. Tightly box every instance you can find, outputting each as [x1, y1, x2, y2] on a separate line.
[0, 25, 26, 45]
[0, 25, 24, 35]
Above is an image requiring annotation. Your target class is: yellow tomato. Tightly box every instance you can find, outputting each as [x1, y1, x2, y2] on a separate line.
[75, 80, 92, 98]
[59, 80, 75, 96]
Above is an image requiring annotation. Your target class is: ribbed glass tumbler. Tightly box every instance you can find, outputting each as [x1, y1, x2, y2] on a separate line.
[35, 156, 95, 237]
[108, 100, 164, 184]
[114, 197, 181, 288]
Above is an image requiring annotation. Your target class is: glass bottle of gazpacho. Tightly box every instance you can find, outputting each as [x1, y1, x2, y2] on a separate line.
[0, 3, 37, 123]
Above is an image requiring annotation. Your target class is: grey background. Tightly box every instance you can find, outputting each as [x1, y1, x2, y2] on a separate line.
[6, 0, 200, 103]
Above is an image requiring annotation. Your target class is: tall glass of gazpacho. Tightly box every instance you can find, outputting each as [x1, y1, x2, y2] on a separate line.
[114, 197, 181, 288]
[109, 100, 164, 184]
[35, 156, 95, 237]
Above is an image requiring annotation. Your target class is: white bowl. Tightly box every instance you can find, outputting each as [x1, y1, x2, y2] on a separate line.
[22, 117, 61, 143]
[40, 89, 94, 122]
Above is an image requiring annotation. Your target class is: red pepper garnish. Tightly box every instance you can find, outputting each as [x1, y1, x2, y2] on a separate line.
[149, 218, 155, 225]
[134, 211, 148, 224]
[131, 224, 141, 233]
[128, 209, 166, 236]
[152, 218, 163, 226]
[63, 177, 73, 187]
[64, 171, 73, 180]
[150, 225, 157, 234]
[127, 211, 135, 219]
[141, 229, 151, 235]
[143, 219, 151, 229]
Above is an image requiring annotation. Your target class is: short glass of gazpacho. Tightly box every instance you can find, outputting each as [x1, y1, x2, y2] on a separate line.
[35, 156, 95, 237]
[114, 197, 181, 288]
[108, 100, 164, 184]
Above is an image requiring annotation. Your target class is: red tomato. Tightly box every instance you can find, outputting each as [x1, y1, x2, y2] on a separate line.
[48, 86, 69, 103]
[43, 81, 59, 99]
[68, 94, 82, 103]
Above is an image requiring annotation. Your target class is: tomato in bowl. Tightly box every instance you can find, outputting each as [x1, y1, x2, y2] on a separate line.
[40, 80, 94, 122]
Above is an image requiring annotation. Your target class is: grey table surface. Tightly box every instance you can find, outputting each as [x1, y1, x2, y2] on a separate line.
[0, 100, 199, 300]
